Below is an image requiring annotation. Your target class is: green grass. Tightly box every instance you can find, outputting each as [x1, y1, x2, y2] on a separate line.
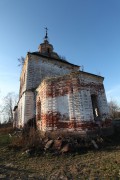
[0, 134, 11, 146]
[0, 124, 13, 146]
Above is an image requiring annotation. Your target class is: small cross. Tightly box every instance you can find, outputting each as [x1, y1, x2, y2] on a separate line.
[44, 27, 48, 39]
[45, 27, 48, 33]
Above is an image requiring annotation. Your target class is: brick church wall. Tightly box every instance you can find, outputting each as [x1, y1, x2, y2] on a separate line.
[18, 53, 79, 127]
[36, 71, 111, 133]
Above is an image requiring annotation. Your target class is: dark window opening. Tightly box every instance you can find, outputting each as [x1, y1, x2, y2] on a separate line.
[27, 118, 36, 129]
[91, 94, 100, 120]
[47, 48, 50, 53]
[37, 99, 41, 121]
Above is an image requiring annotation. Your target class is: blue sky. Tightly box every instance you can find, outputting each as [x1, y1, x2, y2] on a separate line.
[0, 0, 120, 105]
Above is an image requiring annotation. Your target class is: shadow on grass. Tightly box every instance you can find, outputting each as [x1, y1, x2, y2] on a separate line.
[0, 164, 32, 173]
[0, 164, 42, 179]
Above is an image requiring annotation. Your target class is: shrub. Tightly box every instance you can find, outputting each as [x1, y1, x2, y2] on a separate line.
[10, 127, 44, 153]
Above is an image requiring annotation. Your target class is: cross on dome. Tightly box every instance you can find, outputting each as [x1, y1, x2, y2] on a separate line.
[44, 27, 48, 41]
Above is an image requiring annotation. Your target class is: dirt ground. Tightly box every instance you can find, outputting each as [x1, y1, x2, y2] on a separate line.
[0, 126, 120, 179]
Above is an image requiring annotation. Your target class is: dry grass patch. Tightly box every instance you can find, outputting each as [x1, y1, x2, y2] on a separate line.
[0, 125, 120, 179]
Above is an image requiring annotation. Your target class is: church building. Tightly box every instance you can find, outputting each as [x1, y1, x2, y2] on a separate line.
[13, 29, 112, 136]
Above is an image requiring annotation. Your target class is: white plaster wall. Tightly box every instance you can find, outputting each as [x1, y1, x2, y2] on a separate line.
[21, 93, 25, 126]
[70, 92, 81, 120]
[17, 94, 25, 127]
[79, 73, 103, 84]
[19, 58, 28, 96]
[69, 73, 108, 122]
[17, 101, 21, 127]
[78, 90, 94, 121]
[41, 96, 52, 114]
[41, 90, 94, 122]
[24, 91, 35, 123]
[68, 90, 94, 122]
[42, 95, 69, 115]
[39, 72, 109, 124]
[17, 91, 35, 127]
[97, 92, 109, 116]
[26, 57, 76, 90]
[68, 93, 75, 120]
[56, 95, 69, 119]
[18, 55, 109, 127]
[18, 55, 79, 126]
[79, 73, 109, 120]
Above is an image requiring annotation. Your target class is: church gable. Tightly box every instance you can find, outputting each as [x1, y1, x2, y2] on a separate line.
[25, 52, 79, 91]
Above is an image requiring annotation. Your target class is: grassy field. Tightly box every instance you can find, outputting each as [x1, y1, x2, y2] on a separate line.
[0, 125, 120, 179]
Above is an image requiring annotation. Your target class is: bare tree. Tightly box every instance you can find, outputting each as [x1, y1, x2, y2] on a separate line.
[108, 100, 120, 119]
[18, 56, 25, 67]
[1, 92, 18, 123]
[59, 54, 67, 61]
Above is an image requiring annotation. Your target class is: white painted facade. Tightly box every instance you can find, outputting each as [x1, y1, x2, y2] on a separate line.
[14, 32, 111, 136]
[16, 48, 79, 127]
[36, 72, 109, 124]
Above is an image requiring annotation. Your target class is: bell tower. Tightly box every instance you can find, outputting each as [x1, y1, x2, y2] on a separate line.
[38, 27, 54, 55]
